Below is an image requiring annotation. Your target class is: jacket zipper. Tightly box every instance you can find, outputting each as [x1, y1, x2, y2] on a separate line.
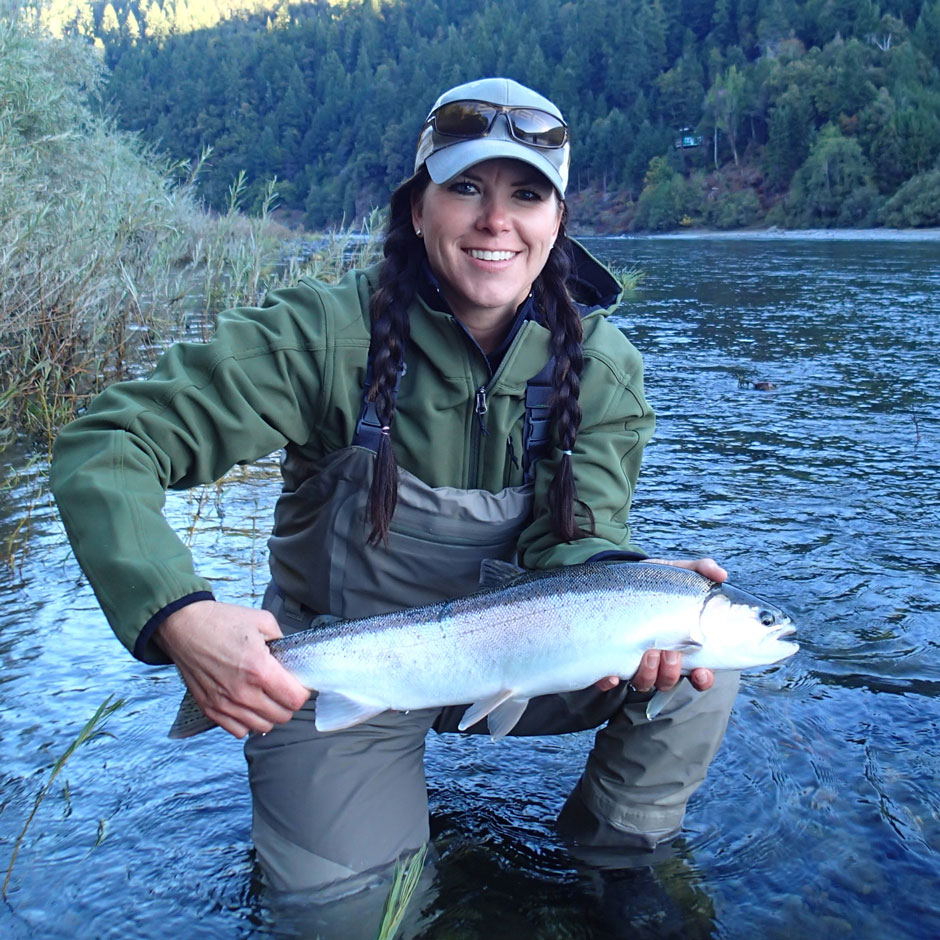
[468, 383, 490, 487]
[474, 386, 489, 434]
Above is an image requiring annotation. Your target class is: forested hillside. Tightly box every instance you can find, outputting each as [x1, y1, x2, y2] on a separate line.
[44, 0, 940, 230]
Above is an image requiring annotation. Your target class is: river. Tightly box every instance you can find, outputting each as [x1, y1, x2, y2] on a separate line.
[1, 232, 938, 939]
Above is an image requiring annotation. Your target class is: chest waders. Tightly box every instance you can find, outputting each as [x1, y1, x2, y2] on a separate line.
[245, 357, 739, 897]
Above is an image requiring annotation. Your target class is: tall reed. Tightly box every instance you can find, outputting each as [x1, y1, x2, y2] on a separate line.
[1, 14, 197, 447]
[0, 14, 381, 450]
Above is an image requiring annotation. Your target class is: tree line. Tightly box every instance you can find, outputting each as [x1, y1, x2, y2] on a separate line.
[43, 0, 940, 230]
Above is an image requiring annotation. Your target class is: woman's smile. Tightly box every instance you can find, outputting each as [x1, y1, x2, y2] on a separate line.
[466, 248, 518, 262]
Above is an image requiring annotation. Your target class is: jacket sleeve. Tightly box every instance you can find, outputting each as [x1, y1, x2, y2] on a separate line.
[50, 283, 347, 662]
[516, 324, 655, 569]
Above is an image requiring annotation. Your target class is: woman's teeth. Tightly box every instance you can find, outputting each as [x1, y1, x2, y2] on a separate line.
[468, 249, 515, 261]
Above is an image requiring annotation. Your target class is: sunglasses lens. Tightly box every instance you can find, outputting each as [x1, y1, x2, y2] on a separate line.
[429, 101, 567, 148]
[433, 102, 495, 137]
[508, 108, 568, 148]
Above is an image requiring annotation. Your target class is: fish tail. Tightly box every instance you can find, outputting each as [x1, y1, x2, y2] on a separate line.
[168, 688, 218, 739]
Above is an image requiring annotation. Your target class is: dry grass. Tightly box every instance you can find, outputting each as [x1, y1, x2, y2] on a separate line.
[0, 12, 382, 451]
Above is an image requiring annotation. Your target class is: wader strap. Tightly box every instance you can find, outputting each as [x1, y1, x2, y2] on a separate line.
[521, 304, 597, 482]
[353, 339, 575, 478]
[352, 358, 407, 451]
[350, 348, 556, 481]
[522, 358, 555, 483]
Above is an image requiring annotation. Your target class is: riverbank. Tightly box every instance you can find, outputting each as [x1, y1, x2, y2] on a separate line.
[565, 159, 940, 236]
[594, 227, 940, 240]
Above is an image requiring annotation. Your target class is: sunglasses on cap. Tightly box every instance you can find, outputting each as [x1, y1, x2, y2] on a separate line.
[424, 99, 568, 150]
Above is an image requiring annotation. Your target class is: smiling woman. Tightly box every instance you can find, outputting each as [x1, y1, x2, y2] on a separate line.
[50, 76, 739, 902]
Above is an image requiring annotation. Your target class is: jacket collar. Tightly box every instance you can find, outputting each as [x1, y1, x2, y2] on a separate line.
[566, 238, 622, 311]
[417, 260, 536, 372]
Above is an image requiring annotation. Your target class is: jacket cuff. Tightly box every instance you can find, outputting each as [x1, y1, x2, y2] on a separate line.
[133, 591, 215, 665]
[585, 549, 649, 563]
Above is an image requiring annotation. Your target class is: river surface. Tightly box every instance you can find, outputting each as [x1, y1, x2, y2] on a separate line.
[2, 233, 939, 939]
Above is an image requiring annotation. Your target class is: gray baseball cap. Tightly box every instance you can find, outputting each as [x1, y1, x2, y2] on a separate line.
[414, 77, 570, 196]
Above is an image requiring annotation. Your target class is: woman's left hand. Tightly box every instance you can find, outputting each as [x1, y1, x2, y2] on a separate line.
[593, 557, 727, 695]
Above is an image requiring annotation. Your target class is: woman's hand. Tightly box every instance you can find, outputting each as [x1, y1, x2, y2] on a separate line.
[156, 600, 311, 738]
[593, 558, 727, 695]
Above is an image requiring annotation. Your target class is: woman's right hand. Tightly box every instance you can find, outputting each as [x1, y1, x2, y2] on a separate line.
[155, 600, 311, 739]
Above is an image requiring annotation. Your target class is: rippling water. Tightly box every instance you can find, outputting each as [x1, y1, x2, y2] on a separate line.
[2, 233, 939, 939]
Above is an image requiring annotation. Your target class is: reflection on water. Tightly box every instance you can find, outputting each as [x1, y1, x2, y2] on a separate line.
[2, 233, 939, 939]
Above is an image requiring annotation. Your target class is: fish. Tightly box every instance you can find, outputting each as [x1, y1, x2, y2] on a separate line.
[168, 560, 798, 741]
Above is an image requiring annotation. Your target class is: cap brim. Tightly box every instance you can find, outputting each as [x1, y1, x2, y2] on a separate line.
[425, 138, 566, 197]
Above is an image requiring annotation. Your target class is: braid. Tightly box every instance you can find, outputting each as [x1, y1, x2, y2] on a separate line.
[365, 172, 428, 545]
[535, 218, 596, 542]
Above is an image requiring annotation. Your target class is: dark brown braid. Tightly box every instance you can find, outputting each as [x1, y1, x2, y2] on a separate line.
[366, 176, 594, 546]
[534, 217, 597, 542]
[365, 171, 429, 545]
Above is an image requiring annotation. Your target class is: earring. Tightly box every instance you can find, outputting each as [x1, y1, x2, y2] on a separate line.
[415, 228, 422, 237]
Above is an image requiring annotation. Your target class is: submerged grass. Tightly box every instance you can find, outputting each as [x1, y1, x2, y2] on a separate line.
[2, 694, 125, 899]
[374, 844, 428, 940]
[0, 456, 46, 575]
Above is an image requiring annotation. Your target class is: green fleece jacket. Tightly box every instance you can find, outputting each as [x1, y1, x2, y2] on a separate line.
[51, 242, 655, 660]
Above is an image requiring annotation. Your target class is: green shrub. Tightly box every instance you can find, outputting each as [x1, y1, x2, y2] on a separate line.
[879, 168, 940, 227]
[707, 189, 763, 229]
[783, 124, 881, 227]
[632, 157, 701, 231]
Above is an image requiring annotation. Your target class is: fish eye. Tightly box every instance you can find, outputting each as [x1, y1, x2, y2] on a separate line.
[759, 610, 776, 626]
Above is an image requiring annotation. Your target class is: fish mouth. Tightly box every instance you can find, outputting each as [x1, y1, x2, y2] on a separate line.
[767, 621, 796, 641]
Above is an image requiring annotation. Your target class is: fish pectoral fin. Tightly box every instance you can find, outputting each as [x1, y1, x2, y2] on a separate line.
[478, 558, 526, 588]
[314, 691, 387, 732]
[671, 631, 704, 653]
[645, 681, 684, 721]
[458, 689, 516, 731]
[168, 688, 218, 739]
[486, 697, 530, 741]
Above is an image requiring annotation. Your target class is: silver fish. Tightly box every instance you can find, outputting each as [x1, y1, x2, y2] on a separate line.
[169, 560, 797, 740]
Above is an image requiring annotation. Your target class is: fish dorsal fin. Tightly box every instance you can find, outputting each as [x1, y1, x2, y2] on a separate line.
[314, 691, 386, 732]
[479, 558, 526, 588]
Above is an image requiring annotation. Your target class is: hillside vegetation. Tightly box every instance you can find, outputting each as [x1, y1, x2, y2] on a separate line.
[40, 0, 940, 231]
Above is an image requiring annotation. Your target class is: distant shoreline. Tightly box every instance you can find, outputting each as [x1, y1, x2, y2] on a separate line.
[579, 228, 940, 242]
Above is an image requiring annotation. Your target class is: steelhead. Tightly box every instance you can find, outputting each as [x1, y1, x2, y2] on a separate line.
[169, 560, 798, 740]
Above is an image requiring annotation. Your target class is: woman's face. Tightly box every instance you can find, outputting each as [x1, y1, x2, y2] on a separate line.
[412, 158, 562, 338]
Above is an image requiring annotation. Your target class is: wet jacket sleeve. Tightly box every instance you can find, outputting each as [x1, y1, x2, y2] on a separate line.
[516, 325, 655, 570]
[50, 284, 353, 662]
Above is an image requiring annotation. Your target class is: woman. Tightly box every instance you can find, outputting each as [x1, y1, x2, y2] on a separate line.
[51, 78, 738, 893]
